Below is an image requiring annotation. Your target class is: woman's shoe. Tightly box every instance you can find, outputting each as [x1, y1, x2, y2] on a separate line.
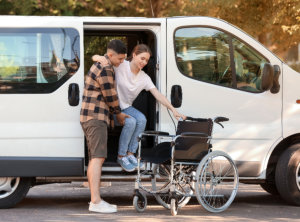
[127, 154, 144, 169]
[117, 156, 135, 172]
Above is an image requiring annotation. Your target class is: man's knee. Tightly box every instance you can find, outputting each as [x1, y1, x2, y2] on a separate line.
[89, 157, 105, 165]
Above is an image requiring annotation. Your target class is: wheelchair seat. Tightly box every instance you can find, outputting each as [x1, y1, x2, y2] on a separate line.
[141, 142, 172, 164]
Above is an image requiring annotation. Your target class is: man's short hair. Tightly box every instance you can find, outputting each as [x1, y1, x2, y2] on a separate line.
[107, 40, 127, 54]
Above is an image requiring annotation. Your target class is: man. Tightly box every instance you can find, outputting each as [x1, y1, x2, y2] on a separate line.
[80, 40, 128, 213]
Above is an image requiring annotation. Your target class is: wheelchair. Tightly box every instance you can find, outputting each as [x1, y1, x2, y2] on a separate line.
[132, 116, 239, 216]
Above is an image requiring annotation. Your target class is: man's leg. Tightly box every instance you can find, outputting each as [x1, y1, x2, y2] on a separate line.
[84, 120, 116, 213]
[87, 157, 105, 204]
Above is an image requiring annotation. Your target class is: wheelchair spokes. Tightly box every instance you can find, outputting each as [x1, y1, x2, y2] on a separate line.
[196, 151, 239, 213]
[151, 163, 194, 209]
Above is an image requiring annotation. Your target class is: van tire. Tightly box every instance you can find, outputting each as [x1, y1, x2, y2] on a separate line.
[275, 144, 300, 205]
[0, 177, 32, 209]
[260, 182, 279, 195]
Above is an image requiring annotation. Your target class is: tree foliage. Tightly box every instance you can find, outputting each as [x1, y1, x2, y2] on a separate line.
[0, 0, 299, 62]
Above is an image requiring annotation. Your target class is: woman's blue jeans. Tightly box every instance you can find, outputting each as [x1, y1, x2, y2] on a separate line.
[118, 106, 147, 156]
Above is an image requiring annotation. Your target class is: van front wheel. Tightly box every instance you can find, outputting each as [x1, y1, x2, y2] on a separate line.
[275, 144, 300, 205]
[0, 177, 32, 208]
[260, 182, 279, 195]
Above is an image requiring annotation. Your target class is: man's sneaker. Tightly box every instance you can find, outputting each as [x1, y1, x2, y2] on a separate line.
[117, 156, 135, 172]
[89, 200, 117, 213]
[127, 155, 144, 169]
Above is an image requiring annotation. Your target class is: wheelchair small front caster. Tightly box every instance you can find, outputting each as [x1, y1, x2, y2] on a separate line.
[170, 198, 178, 216]
[133, 191, 147, 212]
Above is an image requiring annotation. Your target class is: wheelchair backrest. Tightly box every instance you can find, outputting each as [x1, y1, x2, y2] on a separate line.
[174, 119, 213, 161]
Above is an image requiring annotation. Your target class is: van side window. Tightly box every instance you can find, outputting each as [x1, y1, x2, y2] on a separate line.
[232, 38, 268, 92]
[0, 28, 80, 93]
[174, 27, 269, 92]
[175, 27, 232, 87]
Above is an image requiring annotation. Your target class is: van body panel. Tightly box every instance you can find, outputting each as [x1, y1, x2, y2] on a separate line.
[165, 17, 283, 177]
[282, 63, 300, 138]
[0, 17, 84, 164]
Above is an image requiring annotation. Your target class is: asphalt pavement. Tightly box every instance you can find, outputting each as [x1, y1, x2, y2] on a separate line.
[0, 182, 299, 222]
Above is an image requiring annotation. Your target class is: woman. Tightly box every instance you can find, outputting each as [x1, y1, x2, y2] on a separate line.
[93, 44, 185, 172]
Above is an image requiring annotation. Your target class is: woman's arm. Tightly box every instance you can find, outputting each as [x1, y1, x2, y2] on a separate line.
[149, 87, 186, 120]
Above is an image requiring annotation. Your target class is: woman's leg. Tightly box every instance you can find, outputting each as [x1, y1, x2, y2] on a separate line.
[118, 108, 136, 157]
[126, 107, 147, 155]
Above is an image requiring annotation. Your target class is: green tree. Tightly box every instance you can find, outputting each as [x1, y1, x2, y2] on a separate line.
[0, 0, 299, 66]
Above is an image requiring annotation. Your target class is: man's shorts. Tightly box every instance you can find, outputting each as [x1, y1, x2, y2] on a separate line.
[81, 119, 107, 159]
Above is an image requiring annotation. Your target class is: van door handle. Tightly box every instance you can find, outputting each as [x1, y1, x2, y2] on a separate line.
[68, 83, 79, 106]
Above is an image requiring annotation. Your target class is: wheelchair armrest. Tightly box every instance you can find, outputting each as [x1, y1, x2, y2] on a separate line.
[179, 132, 208, 138]
[143, 131, 170, 136]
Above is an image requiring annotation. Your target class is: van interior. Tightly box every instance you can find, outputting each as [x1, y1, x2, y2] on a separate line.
[84, 29, 157, 170]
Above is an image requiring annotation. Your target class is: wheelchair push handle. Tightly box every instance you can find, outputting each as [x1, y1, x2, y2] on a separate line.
[182, 116, 229, 128]
[213, 116, 229, 128]
[184, 116, 208, 122]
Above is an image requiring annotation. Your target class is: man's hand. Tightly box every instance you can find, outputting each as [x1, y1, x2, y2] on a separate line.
[92, 55, 108, 66]
[116, 112, 130, 125]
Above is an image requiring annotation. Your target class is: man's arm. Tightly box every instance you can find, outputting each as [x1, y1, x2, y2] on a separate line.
[96, 65, 121, 114]
[95, 64, 129, 125]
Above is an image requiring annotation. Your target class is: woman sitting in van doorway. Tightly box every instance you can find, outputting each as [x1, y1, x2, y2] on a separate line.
[93, 44, 186, 172]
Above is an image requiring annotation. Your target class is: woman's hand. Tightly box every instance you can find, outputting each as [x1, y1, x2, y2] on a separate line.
[92, 55, 108, 66]
[149, 88, 186, 121]
[172, 109, 186, 121]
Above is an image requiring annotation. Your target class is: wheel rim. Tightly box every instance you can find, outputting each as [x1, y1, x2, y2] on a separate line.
[296, 163, 300, 191]
[196, 151, 239, 213]
[0, 177, 20, 199]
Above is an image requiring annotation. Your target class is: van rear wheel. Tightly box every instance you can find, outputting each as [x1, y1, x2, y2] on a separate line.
[275, 144, 300, 205]
[0, 177, 32, 208]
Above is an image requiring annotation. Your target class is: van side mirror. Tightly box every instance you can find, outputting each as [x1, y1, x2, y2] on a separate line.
[270, 65, 281, 94]
[260, 63, 274, 92]
[171, 85, 182, 108]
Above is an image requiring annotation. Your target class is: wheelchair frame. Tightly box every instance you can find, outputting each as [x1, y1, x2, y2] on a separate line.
[132, 117, 239, 216]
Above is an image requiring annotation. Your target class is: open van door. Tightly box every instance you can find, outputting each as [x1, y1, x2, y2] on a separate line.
[166, 17, 282, 178]
[0, 16, 85, 178]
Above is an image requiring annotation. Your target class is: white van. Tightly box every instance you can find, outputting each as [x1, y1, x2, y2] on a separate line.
[0, 16, 299, 208]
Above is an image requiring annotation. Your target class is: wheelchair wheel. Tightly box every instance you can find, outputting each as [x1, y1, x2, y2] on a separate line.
[195, 151, 239, 213]
[133, 192, 147, 213]
[170, 198, 178, 216]
[151, 164, 193, 209]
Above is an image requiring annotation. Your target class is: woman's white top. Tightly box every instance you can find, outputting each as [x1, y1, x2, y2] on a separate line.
[114, 60, 156, 110]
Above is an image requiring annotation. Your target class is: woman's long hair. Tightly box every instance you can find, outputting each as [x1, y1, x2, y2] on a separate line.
[127, 44, 152, 61]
